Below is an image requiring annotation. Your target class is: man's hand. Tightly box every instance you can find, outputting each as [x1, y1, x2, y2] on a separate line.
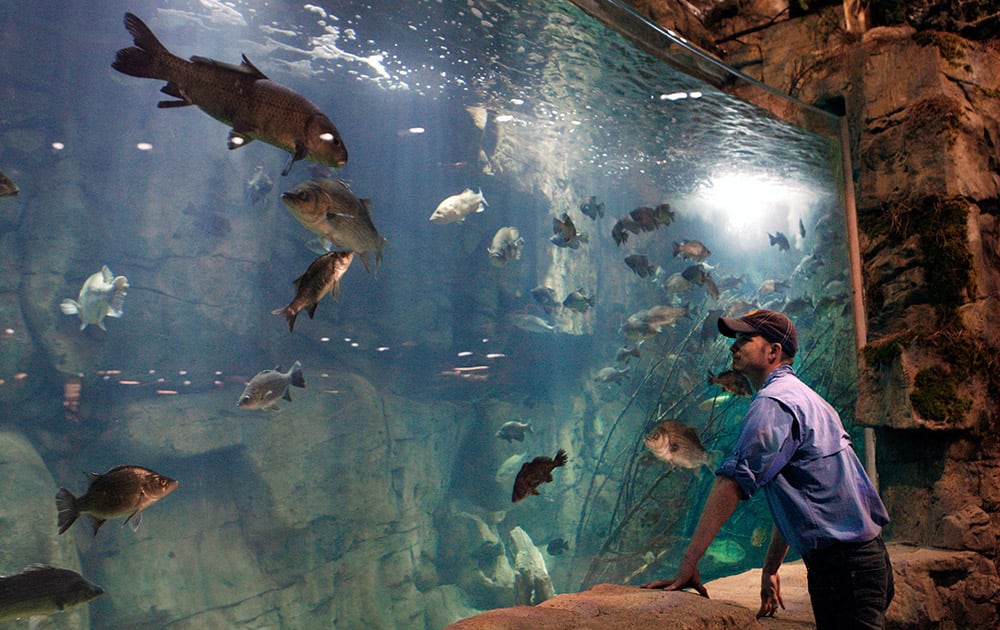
[756, 570, 784, 618]
[640, 558, 709, 598]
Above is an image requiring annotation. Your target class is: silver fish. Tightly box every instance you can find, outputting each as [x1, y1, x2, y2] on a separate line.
[59, 265, 129, 331]
[237, 361, 306, 410]
[487, 226, 524, 266]
[429, 188, 487, 224]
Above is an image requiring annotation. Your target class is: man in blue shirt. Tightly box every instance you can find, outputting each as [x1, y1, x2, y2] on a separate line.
[642, 309, 893, 629]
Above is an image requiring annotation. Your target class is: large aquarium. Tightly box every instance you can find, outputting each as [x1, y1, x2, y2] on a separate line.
[0, 0, 858, 628]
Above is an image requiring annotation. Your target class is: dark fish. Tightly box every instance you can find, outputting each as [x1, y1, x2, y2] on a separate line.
[624, 254, 658, 279]
[758, 279, 791, 295]
[784, 295, 815, 317]
[530, 286, 560, 310]
[280, 178, 386, 273]
[512, 449, 568, 502]
[611, 219, 630, 247]
[799, 218, 806, 239]
[707, 369, 752, 396]
[245, 165, 274, 205]
[562, 288, 595, 312]
[628, 206, 658, 231]
[56, 465, 178, 537]
[700, 310, 723, 343]
[672, 239, 711, 261]
[237, 361, 306, 410]
[644, 420, 716, 470]
[681, 263, 711, 285]
[769, 231, 791, 251]
[550, 212, 588, 249]
[496, 420, 533, 443]
[0, 170, 18, 198]
[579, 195, 604, 220]
[652, 203, 675, 226]
[112, 13, 348, 175]
[272, 251, 355, 331]
[546, 537, 570, 555]
[703, 275, 720, 300]
[716, 274, 745, 291]
[0, 566, 104, 622]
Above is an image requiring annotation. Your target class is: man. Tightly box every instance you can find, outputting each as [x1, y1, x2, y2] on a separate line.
[642, 309, 893, 629]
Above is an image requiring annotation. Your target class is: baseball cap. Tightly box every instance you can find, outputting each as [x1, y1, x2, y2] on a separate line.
[718, 309, 798, 357]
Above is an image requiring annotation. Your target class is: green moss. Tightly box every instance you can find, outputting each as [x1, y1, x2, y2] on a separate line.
[910, 368, 972, 425]
[916, 197, 975, 313]
[861, 336, 904, 369]
[913, 32, 969, 70]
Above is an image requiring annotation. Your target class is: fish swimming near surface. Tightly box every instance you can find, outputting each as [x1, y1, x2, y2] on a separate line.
[512, 448, 568, 502]
[644, 419, 719, 471]
[550, 212, 589, 248]
[280, 178, 386, 273]
[0, 170, 19, 198]
[0, 566, 104, 622]
[769, 231, 791, 251]
[547, 537, 570, 555]
[562, 288, 595, 313]
[238, 360, 306, 410]
[496, 420, 533, 443]
[579, 195, 604, 220]
[56, 465, 178, 536]
[272, 251, 355, 332]
[487, 226, 524, 266]
[672, 239, 712, 261]
[59, 265, 129, 331]
[112, 13, 348, 175]
[245, 165, 273, 205]
[707, 369, 753, 396]
[429, 188, 488, 223]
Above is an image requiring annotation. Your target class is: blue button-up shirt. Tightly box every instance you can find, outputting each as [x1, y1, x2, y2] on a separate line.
[716, 365, 889, 556]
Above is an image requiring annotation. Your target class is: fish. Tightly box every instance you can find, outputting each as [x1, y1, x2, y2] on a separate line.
[672, 239, 711, 261]
[751, 526, 769, 547]
[698, 392, 734, 411]
[512, 448, 568, 502]
[59, 265, 129, 331]
[495, 453, 529, 482]
[624, 254, 658, 279]
[237, 361, 306, 410]
[716, 274, 745, 291]
[707, 369, 753, 396]
[769, 231, 791, 251]
[594, 366, 628, 383]
[429, 188, 487, 223]
[496, 420, 533, 443]
[550, 212, 588, 249]
[112, 13, 348, 176]
[56, 465, 178, 536]
[562, 288, 595, 313]
[280, 178, 387, 273]
[579, 195, 604, 220]
[272, 251, 355, 332]
[611, 219, 630, 247]
[620, 304, 689, 340]
[245, 165, 273, 205]
[705, 539, 746, 564]
[652, 203, 675, 226]
[510, 313, 557, 333]
[799, 218, 807, 239]
[699, 310, 724, 343]
[663, 272, 692, 294]
[546, 537, 570, 555]
[530, 286, 561, 311]
[616, 342, 642, 363]
[682, 263, 720, 298]
[0, 566, 104, 622]
[758, 279, 791, 295]
[628, 206, 658, 231]
[487, 226, 524, 266]
[643, 419, 718, 471]
[0, 170, 19, 198]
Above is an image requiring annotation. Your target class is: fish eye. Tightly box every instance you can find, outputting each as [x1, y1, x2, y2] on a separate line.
[319, 132, 335, 142]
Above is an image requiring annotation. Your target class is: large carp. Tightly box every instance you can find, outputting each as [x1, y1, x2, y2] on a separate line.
[112, 13, 348, 175]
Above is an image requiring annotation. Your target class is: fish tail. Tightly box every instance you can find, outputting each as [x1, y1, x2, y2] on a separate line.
[59, 299, 80, 316]
[112, 13, 173, 79]
[271, 306, 298, 332]
[289, 360, 306, 388]
[55, 488, 79, 535]
[554, 448, 568, 467]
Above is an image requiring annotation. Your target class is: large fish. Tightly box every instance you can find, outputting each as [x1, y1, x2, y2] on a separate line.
[487, 226, 524, 266]
[237, 361, 306, 410]
[56, 465, 178, 536]
[112, 13, 348, 175]
[273, 251, 355, 332]
[429, 189, 488, 224]
[59, 265, 128, 331]
[512, 449, 568, 502]
[644, 419, 718, 471]
[0, 566, 104, 622]
[280, 178, 386, 273]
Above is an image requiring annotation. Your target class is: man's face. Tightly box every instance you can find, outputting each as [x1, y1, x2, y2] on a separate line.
[730, 333, 771, 375]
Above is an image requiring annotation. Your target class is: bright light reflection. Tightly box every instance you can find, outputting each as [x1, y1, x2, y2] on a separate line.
[694, 172, 818, 238]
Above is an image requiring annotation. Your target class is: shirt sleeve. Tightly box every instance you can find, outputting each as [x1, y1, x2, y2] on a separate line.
[716, 395, 800, 499]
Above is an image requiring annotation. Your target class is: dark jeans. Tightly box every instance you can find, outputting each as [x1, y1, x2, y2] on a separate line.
[803, 536, 894, 630]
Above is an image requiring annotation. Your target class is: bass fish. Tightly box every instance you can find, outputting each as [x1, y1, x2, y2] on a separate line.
[56, 465, 178, 536]
[112, 13, 348, 175]
[238, 361, 306, 410]
[273, 251, 355, 332]
[512, 449, 568, 503]
[429, 189, 487, 224]
[0, 566, 104, 622]
[59, 265, 128, 331]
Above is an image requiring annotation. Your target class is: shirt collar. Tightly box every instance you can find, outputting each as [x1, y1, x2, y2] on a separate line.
[761, 364, 795, 389]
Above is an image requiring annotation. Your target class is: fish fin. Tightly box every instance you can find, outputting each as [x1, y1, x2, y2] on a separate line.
[55, 488, 79, 535]
[283, 389, 292, 402]
[89, 516, 106, 538]
[59, 299, 80, 316]
[358, 252, 372, 273]
[112, 13, 170, 79]
[97, 320, 107, 332]
[289, 361, 306, 388]
[228, 129, 254, 150]
[306, 303, 319, 320]
[239, 54, 269, 79]
[271, 306, 297, 332]
[123, 511, 142, 532]
[282, 143, 309, 176]
[158, 98, 192, 108]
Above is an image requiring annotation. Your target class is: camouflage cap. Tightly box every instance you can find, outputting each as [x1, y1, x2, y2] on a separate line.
[718, 309, 798, 357]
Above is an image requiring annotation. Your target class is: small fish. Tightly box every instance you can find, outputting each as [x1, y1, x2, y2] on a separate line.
[700, 310, 724, 343]
[594, 366, 628, 383]
[512, 449, 568, 503]
[644, 420, 718, 471]
[579, 195, 604, 220]
[510, 313, 557, 333]
[245, 165, 273, 205]
[0, 566, 104, 622]
[799, 218, 806, 239]
[429, 188, 488, 223]
[620, 304, 689, 339]
[624, 254, 658, 279]
[496, 420, 533, 443]
[784, 295, 815, 317]
[716, 274, 745, 291]
[681, 263, 712, 286]
[547, 537, 570, 556]
[663, 272, 692, 294]
[672, 239, 711, 261]
[616, 342, 641, 363]
[530, 286, 561, 310]
[237, 361, 306, 410]
[751, 526, 769, 548]
[487, 226, 524, 266]
[0, 169, 19, 198]
[643, 304, 691, 327]
[698, 392, 734, 411]
[628, 206, 658, 231]
[769, 231, 791, 251]
[652, 203, 675, 226]
[562, 288, 594, 313]
[59, 265, 129, 331]
[280, 178, 386, 273]
[705, 539, 746, 564]
[611, 219, 630, 247]
[758, 279, 791, 295]
[272, 251, 355, 332]
[56, 465, 178, 536]
[707, 369, 752, 396]
[704, 275, 720, 300]
[550, 212, 588, 249]
[112, 13, 347, 175]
